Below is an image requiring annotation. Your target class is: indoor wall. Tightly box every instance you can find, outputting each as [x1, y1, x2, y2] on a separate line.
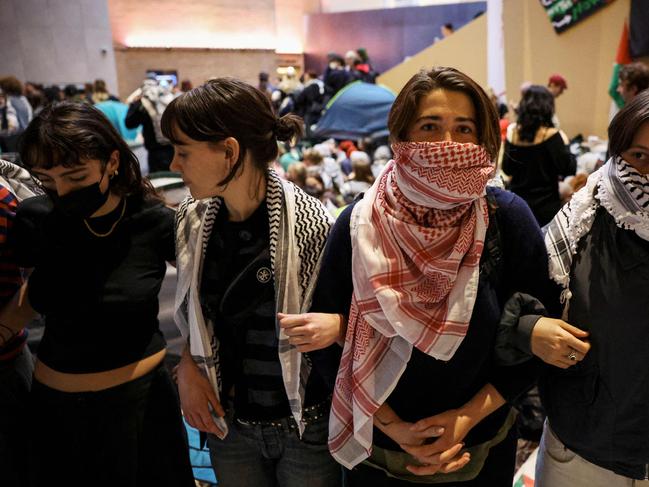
[377, 0, 630, 138]
[503, 0, 629, 139]
[0, 0, 118, 92]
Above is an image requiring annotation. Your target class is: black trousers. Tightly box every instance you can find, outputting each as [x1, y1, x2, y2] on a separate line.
[29, 366, 195, 487]
[0, 348, 33, 487]
[344, 425, 517, 487]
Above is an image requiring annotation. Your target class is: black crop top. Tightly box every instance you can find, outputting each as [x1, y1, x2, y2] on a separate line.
[12, 194, 175, 373]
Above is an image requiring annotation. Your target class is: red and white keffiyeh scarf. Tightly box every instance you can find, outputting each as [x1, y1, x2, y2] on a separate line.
[328, 141, 494, 469]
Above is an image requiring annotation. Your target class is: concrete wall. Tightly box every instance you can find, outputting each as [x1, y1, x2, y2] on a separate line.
[0, 0, 118, 92]
[377, 13, 488, 93]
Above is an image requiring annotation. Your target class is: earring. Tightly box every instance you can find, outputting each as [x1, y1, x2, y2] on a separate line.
[110, 169, 119, 179]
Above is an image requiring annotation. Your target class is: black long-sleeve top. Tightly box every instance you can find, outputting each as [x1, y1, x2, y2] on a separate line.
[309, 187, 550, 451]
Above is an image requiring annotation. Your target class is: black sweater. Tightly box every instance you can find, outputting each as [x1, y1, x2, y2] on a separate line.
[309, 187, 550, 451]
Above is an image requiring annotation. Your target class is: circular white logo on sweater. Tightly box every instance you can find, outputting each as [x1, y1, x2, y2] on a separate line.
[256, 267, 272, 283]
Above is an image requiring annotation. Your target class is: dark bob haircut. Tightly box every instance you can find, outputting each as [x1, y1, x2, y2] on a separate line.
[609, 89, 649, 158]
[516, 85, 555, 143]
[161, 77, 303, 187]
[19, 102, 156, 198]
[387, 66, 501, 161]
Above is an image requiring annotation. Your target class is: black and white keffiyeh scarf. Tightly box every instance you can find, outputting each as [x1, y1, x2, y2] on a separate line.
[126, 79, 176, 145]
[546, 157, 649, 316]
[174, 168, 333, 436]
[0, 159, 43, 201]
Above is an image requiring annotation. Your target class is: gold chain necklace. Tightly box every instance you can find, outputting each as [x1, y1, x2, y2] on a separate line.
[83, 199, 127, 238]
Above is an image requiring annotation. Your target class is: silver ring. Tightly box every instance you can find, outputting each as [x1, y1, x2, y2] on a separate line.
[568, 350, 577, 361]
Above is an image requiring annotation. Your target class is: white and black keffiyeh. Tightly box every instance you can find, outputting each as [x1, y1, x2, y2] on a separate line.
[0, 159, 43, 201]
[546, 157, 649, 316]
[174, 168, 333, 436]
[126, 80, 176, 145]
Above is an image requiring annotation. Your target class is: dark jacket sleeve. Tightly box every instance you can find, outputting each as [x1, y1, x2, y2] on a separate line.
[495, 292, 548, 365]
[125, 100, 145, 129]
[309, 203, 354, 316]
[486, 189, 561, 401]
[11, 196, 51, 269]
[307, 203, 355, 389]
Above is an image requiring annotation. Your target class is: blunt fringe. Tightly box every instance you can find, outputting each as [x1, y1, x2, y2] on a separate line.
[19, 102, 157, 199]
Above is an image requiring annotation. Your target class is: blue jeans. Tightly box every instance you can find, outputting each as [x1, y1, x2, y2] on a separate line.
[208, 408, 342, 487]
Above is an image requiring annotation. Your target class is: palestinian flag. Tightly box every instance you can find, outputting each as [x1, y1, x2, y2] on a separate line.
[609, 1, 649, 108]
[609, 20, 632, 109]
[513, 474, 535, 487]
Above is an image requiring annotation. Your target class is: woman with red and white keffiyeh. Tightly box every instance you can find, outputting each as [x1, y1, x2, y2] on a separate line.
[285, 67, 557, 486]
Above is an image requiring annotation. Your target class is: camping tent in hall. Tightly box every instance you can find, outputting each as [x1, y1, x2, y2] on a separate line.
[313, 81, 396, 140]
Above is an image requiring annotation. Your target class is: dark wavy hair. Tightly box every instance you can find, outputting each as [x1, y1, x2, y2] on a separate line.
[516, 85, 555, 143]
[19, 102, 157, 199]
[161, 77, 303, 187]
[387, 66, 501, 161]
[609, 89, 649, 158]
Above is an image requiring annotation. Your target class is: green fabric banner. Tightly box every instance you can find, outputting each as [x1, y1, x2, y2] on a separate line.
[540, 0, 616, 34]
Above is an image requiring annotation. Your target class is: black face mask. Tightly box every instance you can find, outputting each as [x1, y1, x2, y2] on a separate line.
[47, 175, 110, 219]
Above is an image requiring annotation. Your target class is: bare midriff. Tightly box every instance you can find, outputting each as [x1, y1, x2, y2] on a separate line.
[33, 349, 167, 392]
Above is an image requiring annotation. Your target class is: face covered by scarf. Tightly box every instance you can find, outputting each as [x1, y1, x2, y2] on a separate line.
[329, 140, 495, 469]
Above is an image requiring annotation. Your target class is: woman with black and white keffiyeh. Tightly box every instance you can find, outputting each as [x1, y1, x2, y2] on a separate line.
[161, 78, 343, 487]
[508, 90, 649, 486]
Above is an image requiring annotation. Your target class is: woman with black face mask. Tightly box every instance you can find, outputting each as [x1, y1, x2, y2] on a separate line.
[0, 102, 195, 487]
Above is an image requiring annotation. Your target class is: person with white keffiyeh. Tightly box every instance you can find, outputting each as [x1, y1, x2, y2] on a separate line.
[286, 67, 555, 486]
[507, 89, 649, 487]
[161, 78, 343, 487]
[125, 77, 177, 173]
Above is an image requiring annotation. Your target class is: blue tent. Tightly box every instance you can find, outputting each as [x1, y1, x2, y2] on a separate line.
[313, 81, 396, 139]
